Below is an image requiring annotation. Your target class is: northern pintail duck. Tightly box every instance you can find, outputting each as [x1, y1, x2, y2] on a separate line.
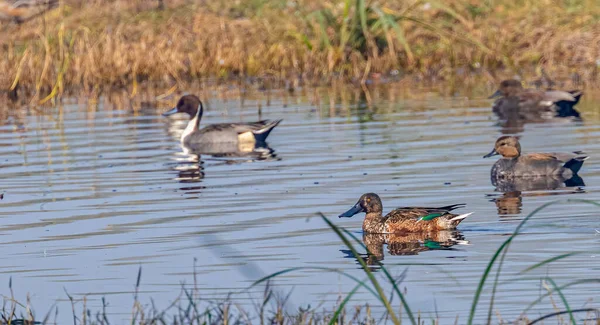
[484, 136, 588, 178]
[162, 95, 282, 147]
[0, 0, 57, 23]
[490, 79, 582, 118]
[338, 193, 472, 233]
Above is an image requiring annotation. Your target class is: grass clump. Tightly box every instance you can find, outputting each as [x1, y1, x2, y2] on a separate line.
[2, 0, 600, 102]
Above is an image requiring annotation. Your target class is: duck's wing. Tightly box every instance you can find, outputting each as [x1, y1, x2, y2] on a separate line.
[523, 152, 588, 175]
[394, 204, 466, 212]
[515, 90, 552, 110]
[524, 153, 558, 161]
[385, 204, 465, 222]
[203, 119, 282, 135]
[543, 90, 577, 103]
[525, 152, 588, 163]
[201, 121, 266, 133]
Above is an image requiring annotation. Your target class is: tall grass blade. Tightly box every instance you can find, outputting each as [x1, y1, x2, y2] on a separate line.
[468, 200, 557, 325]
[521, 279, 600, 316]
[528, 308, 597, 325]
[248, 266, 382, 302]
[340, 227, 417, 325]
[426, 0, 472, 28]
[519, 252, 582, 274]
[338, 0, 353, 54]
[544, 277, 576, 325]
[327, 277, 368, 325]
[386, 18, 413, 63]
[316, 11, 332, 49]
[319, 213, 403, 325]
[357, 0, 368, 35]
[468, 199, 600, 325]
[485, 246, 509, 325]
[372, 7, 413, 63]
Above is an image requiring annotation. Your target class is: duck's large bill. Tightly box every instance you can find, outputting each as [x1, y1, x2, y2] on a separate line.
[338, 203, 364, 218]
[162, 107, 178, 116]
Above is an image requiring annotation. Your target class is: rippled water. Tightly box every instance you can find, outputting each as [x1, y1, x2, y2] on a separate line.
[1, 85, 600, 323]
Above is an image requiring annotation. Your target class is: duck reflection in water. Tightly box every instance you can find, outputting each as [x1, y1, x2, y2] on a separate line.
[491, 175, 586, 215]
[342, 231, 469, 267]
[173, 147, 278, 193]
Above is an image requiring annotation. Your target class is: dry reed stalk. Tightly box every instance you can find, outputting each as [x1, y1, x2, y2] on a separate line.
[0, 0, 599, 103]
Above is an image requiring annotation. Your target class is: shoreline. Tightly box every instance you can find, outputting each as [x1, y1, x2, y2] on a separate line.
[1, 0, 599, 103]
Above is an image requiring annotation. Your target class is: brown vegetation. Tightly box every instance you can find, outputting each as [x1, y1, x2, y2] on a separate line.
[1, 0, 600, 103]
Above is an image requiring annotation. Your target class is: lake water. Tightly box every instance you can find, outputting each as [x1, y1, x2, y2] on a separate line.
[1, 84, 600, 323]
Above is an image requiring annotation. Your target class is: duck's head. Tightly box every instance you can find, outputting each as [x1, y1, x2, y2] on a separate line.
[339, 193, 383, 218]
[489, 79, 523, 98]
[162, 95, 203, 119]
[484, 136, 521, 159]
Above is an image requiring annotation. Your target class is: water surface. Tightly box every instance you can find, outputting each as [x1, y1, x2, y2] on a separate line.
[1, 85, 600, 323]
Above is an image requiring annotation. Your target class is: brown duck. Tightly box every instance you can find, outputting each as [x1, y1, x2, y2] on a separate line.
[484, 136, 588, 178]
[338, 193, 472, 233]
[490, 79, 582, 118]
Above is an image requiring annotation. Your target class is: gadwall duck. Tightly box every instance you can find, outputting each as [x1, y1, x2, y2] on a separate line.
[484, 136, 588, 178]
[490, 79, 582, 117]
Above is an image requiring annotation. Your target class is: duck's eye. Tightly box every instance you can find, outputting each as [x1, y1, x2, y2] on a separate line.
[366, 198, 371, 202]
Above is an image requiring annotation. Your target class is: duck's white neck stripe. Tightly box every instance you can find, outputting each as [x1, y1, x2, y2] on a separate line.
[181, 104, 202, 143]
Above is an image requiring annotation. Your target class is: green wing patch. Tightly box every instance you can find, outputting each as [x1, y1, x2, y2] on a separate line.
[420, 212, 444, 221]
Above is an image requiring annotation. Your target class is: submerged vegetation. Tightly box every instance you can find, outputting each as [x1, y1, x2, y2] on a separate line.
[2, 0, 600, 102]
[2, 201, 600, 324]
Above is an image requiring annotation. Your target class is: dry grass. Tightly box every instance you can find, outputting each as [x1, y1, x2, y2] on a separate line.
[1, 0, 600, 103]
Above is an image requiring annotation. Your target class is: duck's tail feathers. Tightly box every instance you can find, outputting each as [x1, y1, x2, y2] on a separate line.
[449, 212, 473, 222]
[563, 153, 588, 174]
[555, 90, 583, 118]
[568, 90, 583, 104]
[252, 119, 283, 143]
[438, 203, 466, 212]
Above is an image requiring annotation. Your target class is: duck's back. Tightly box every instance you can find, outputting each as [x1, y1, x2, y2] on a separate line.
[382, 206, 460, 232]
[183, 124, 239, 145]
[185, 120, 280, 145]
[492, 153, 578, 178]
[384, 208, 433, 223]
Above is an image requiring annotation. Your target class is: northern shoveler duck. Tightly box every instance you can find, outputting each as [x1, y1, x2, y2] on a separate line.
[338, 193, 472, 233]
[484, 136, 588, 178]
[162, 95, 282, 148]
[490, 79, 582, 118]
